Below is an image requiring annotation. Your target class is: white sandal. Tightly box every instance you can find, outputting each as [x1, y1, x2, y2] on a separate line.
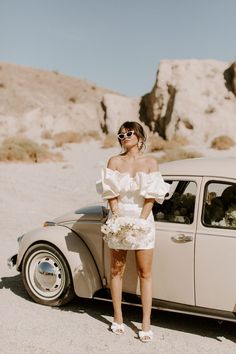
[138, 330, 153, 342]
[110, 322, 125, 335]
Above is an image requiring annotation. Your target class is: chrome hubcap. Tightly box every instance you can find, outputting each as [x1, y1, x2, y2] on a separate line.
[26, 250, 65, 300]
[36, 258, 62, 291]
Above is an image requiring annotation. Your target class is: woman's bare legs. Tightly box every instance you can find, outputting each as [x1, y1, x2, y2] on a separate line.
[110, 249, 128, 324]
[135, 249, 153, 332]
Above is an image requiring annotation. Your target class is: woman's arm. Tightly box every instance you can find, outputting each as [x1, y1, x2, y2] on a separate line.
[140, 198, 155, 219]
[107, 156, 120, 217]
[108, 197, 119, 217]
[140, 156, 159, 219]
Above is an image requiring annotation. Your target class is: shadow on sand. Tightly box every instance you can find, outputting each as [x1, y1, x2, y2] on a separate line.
[1, 274, 236, 342]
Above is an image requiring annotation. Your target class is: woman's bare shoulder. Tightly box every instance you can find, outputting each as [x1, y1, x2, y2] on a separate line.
[107, 155, 122, 169]
[142, 155, 159, 172]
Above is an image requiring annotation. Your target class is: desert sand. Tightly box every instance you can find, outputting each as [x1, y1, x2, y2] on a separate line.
[1, 141, 236, 354]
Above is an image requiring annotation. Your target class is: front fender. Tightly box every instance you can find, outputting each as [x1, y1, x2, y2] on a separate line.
[17, 225, 102, 298]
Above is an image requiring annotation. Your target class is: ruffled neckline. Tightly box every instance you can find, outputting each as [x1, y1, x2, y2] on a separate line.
[105, 167, 161, 179]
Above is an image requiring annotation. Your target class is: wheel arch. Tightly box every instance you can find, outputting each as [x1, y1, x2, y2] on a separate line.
[17, 225, 102, 298]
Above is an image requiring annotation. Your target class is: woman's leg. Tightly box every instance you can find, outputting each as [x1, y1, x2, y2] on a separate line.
[135, 249, 153, 332]
[110, 249, 127, 324]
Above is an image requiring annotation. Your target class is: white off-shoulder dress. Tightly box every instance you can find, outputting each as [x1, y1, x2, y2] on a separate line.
[97, 167, 170, 250]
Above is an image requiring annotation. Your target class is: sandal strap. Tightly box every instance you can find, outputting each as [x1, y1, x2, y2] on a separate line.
[111, 322, 125, 334]
[139, 330, 153, 342]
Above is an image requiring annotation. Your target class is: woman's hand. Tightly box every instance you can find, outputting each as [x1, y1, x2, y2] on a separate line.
[140, 198, 155, 219]
[111, 206, 120, 218]
[108, 197, 120, 218]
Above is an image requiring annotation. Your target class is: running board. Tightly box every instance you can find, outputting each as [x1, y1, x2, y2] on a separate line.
[93, 289, 236, 323]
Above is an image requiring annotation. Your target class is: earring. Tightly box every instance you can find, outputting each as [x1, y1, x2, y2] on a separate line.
[138, 140, 143, 151]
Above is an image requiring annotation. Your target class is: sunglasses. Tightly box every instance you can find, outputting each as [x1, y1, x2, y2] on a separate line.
[117, 130, 135, 140]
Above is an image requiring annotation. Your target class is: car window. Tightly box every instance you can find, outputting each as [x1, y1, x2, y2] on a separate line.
[203, 182, 236, 229]
[153, 180, 197, 224]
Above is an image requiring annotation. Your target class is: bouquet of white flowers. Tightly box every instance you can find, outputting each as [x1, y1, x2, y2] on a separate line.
[101, 216, 153, 249]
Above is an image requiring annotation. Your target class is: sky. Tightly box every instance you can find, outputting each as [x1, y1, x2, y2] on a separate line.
[1, 0, 236, 96]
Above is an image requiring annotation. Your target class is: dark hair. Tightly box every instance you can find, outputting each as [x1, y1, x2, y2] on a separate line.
[117, 121, 146, 150]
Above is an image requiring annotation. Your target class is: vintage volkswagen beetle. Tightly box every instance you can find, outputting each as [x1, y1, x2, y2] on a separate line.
[8, 157, 236, 322]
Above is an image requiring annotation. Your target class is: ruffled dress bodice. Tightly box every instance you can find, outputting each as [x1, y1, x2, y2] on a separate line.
[97, 167, 170, 205]
[96, 167, 170, 249]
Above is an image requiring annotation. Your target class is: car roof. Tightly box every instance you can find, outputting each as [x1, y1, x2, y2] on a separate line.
[160, 157, 236, 179]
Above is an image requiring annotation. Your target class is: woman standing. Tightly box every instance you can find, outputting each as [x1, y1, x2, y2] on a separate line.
[99, 121, 169, 342]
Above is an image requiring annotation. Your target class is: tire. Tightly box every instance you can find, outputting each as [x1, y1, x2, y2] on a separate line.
[22, 243, 75, 306]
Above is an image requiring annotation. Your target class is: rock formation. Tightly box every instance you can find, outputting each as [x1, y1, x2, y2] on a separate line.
[1, 60, 236, 147]
[100, 93, 141, 134]
[139, 60, 236, 145]
[0, 61, 113, 140]
[224, 61, 236, 96]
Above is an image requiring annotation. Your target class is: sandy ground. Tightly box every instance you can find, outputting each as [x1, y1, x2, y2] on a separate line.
[1, 141, 236, 354]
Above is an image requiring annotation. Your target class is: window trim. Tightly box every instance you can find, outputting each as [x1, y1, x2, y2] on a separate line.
[201, 180, 236, 230]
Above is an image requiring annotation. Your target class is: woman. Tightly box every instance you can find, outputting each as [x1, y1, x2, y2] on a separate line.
[98, 121, 169, 342]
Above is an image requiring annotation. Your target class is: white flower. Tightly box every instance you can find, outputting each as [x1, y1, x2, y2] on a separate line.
[101, 216, 152, 247]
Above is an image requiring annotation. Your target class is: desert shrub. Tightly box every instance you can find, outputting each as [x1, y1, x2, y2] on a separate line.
[165, 136, 189, 149]
[17, 126, 27, 134]
[148, 134, 167, 151]
[205, 106, 216, 114]
[0, 83, 5, 88]
[157, 148, 203, 164]
[202, 90, 210, 96]
[53, 131, 82, 147]
[102, 133, 117, 148]
[181, 120, 194, 130]
[41, 130, 53, 139]
[0, 137, 63, 162]
[211, 135, 235, 150]
[53, 130, 100, 147]
[68, 97, 76, 103]
[91, 85, 96, 90]
[85, 130, 101, 141]
[206, 72, 215, 79]
[148, 133, 188, 152]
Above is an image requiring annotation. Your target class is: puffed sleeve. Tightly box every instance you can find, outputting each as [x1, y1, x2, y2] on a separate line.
[96, 168, 120, 200]
[139, 172, 170, 204]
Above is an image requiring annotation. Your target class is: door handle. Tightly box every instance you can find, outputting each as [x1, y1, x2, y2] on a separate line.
[171, 234, 193, 243]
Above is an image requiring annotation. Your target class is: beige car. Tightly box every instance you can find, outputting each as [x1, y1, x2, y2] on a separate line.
[8, 157, 236, 322]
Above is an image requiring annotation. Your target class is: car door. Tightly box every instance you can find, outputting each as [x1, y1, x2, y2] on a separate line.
[152, 176, 202, 305]
[195, 177, 236, 312]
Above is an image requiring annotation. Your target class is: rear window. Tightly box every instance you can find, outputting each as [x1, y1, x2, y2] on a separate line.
[153, 180, 197, 224]
[202, 181, 236, 229]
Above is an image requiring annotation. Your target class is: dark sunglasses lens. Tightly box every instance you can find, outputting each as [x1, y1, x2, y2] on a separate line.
[118, 134, 125, 139]
[127, 131, 133, 137]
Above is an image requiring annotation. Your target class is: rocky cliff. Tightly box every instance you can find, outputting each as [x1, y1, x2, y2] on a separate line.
[139, 60, 236, 145]
[0, 61, 113, 140]
[0, 60, 236, 147]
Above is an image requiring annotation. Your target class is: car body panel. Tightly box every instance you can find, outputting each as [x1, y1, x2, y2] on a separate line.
[52, 205, 108, 285]
[52, 205, 108, 224]
[17, 225, 102, 298]
[152, 176, 202, 305]
[160, 157, 236, 179]
[195, 176, 236, 312]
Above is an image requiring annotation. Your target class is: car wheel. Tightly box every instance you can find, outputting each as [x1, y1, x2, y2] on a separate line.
[22, 243, 75, 306]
